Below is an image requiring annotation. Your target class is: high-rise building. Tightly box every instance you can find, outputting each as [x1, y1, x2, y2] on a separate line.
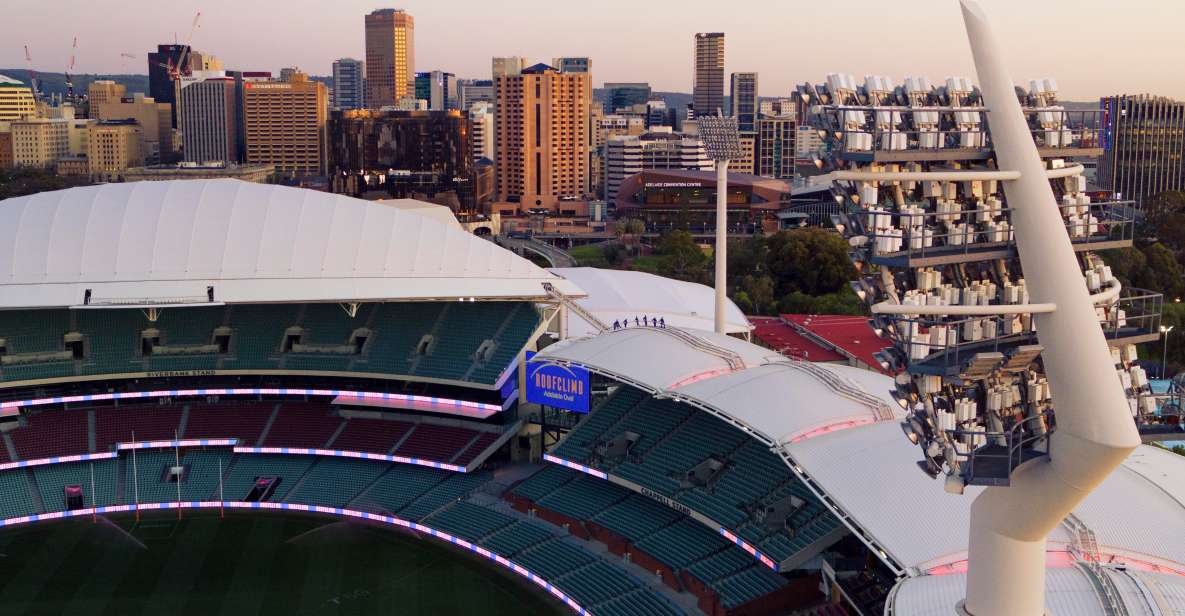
[457, 79, 494, 110]
[226, 71, 272, 163]
[645, 100, 672, 129]
[0, 74, 37, 122]
[603, 130, 713, 204]
[147, 44, 188, 127]
[332, 58, 366, 110]
[328, 109, 477, 210]
[730, 72, 758, 132]
[243, 72, 329, 176]
[492, 57, 526, 78]
[86, 80, 126, 109]
[1100, 94, 1185, 204]
[179, 75, 237, 164]
[414, 71, 457, 111]
[552, 57, 591, 74]
[87, 119, 143, 181]
[494, 63, 591, 211]
[733, 133, 756, 174]
[755, 116, 796, 179]
[693, 33, 725, 118]
[469, 101, 494, 162]
[604, 82, 651, 114]
[94, 93, 173, 163]
[147, 45, 220, 128]
[365, 9, 415, 108]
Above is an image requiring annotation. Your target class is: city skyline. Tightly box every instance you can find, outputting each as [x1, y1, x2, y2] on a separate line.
[3, 0, 1184, 100]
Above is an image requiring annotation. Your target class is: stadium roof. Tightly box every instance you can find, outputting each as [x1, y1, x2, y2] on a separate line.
[0, 180, 583, 308]
[547, 267, 750, 336]
[538, 327, 1185, 607]
[780, 314, 890, 373]
[375, 198, 461, 228]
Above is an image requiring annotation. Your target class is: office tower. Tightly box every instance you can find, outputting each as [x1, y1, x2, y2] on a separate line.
[1099, 94, 1185, 204]
[365, 8, 415, 108]
[86, 80, 126, 109]
[457, 79, 494, 110]
[604, 82, 651, 114]
[492, 57, 526, 78]
[328, 109, 476, 209]
[94, 93, 173, 163]
[693, 33, 725, 118]
[552, 57, 591, 74]
[494, 63, 591, 210]
[755, 116, 796, 179]
[414, 71, 457, 111]
[796, 125, 822, 160]
[332, 58, 366, 110]
[243, 71, 329, 176]
[603, 131, 713, 204]
[187, 51, 223, 72]
[469, 101, 494, 162]
[179, 75, 237, 164]
[148, 44, 189, 127]
[645, 100, 672, 129]
[0, 74, 37, 121]
[730, 72, 758, 132]
[225, 70, 272, 163]
[731, 134, 755, 174]
[87, 119, 143, 181]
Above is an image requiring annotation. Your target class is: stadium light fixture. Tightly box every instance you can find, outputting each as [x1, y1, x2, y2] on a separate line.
[698, 113, 742, 335]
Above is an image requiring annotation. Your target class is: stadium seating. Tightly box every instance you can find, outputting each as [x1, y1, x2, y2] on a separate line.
[0, 301, 539, 387]
[512, 464, 790, 609]
[221, 454, 317, 501]
[94, 405, 183, 450]
[126, 449, 233, 503]
[394, 423, 481, 463]
[282, 458, 389, 508]
[260, 404, 342, 448]
[423, 500, 516, 542]
[453, 431, 500, 466]
[551, 389, 842, 567]
[9, 409, 90, 460]
[329, 417, 414, 454]
[33, 459, 119, 510]
[397, 470, 491, 520]
[0, 470, 39, 518]
[350, 463, 452, 513]
[183, 403, 274, 444]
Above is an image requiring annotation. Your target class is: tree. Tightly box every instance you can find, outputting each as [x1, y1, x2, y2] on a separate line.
[778, 288, 865, 316]
[764, 228, 856, 296]
[739, 275, 776, 315]
[0, 169, 92, 201]
[656, 229, 708, 282]
[1143, 191, 1185, 245]
[1142, 243, 1185, 301]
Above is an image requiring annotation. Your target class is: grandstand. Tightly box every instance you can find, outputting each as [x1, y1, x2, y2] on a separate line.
[2, 178, 1180, 615]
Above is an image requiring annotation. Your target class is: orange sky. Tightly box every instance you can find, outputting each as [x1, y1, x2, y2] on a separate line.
[5, 0, 1182, 100]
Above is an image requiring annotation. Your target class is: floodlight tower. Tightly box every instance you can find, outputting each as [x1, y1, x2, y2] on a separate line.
[959, 2, 1139, 614]
[699, 112, 743, 334]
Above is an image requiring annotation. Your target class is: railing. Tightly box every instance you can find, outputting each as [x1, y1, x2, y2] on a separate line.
[815, 106, 1102, 155]
[947, 414, 1052, 486]
[883, 289, 1161, 373]
[850, 201, 1136, 262]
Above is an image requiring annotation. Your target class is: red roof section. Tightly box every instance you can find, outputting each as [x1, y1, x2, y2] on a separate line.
[748, 316, 845, 362]
[781, 314, 890, 374]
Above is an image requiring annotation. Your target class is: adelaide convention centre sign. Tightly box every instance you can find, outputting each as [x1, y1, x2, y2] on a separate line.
[524, 355, 590, 413]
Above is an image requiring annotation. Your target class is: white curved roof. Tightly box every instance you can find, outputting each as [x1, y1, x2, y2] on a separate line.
[547, 267, 750, 336]
[0, 180, 582, 308]
[538, 327, 1185, 605]
[376, 198, 461, 228]
[538, 327, 783, 392]
[892, 567, 1185, 616]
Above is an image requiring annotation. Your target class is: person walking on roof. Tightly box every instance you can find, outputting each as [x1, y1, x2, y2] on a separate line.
[659, 317, 666, 328]
[613, 320, 620, 330]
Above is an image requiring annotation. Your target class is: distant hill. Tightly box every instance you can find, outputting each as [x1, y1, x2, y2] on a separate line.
[0, 69, 150, 99]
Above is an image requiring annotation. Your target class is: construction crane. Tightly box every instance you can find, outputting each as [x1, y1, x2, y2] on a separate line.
[22, 45, 38, 97]
[162, 12, 201, 79]
[64, 36, 77, 104]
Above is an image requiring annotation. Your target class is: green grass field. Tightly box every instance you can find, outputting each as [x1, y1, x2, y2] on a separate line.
[0, 511, 567, 616]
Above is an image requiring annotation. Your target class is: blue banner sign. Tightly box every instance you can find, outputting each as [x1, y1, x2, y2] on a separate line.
[525, 356, 590, 413]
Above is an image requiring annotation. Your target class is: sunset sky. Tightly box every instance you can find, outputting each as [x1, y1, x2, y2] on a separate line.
[5, 0, 1183, 100]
